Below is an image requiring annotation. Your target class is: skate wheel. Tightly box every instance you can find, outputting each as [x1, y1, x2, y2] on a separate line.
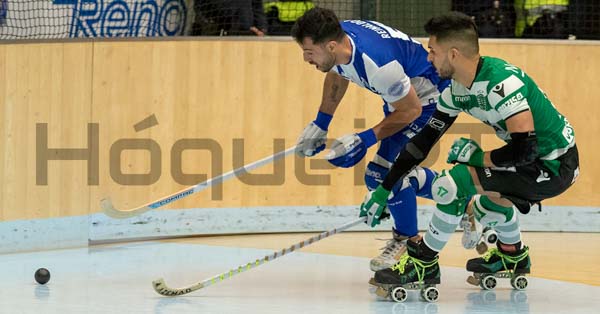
[486, 232, 498, 244]
[391, 286, 408, 303]
[511, 275, 528, 290]
[483, 228, 498, 244]
[421, 286, 439, 303]
[480, 275, 497, 290]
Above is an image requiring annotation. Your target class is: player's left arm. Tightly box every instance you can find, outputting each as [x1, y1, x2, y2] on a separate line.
[486, 109, 538, 167]
[449, 110, 539, 168]
[449, 85, 539, 168]
[486, 73, 539, 168]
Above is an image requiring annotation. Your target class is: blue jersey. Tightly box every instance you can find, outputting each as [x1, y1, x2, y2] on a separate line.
[333, 20, 449, 108]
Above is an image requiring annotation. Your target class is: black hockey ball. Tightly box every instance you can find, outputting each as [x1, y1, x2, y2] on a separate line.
[34, 268, 51, 285]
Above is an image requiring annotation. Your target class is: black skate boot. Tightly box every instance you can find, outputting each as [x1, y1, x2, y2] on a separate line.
[369, 239, 440, 303]
[466, 242, 531, 290]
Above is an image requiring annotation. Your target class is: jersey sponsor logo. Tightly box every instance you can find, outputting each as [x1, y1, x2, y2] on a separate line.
[498, 92, 524, 112]
[476, 91, 487, 109]
[387, 81, 404, 97]
[454, 95, 470, 103]
[488, 75, 524, 107]
[492, 83, 505, 97]
[562, 117, 575, 143]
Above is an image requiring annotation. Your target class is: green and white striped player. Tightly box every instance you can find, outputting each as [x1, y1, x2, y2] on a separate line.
[362, 12, 580, 300]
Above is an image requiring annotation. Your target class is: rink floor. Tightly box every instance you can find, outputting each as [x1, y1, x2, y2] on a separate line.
[1, 238, 599, 314]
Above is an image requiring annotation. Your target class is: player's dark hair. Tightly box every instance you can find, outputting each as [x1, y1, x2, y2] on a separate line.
[424, 12, 479, 56]
[291, 8, 345, 45]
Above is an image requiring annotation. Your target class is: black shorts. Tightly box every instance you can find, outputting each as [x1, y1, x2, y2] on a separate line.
[474, 145, 579, 213]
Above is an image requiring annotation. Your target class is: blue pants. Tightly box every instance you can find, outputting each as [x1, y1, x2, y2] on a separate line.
[364, 103, 437, 237]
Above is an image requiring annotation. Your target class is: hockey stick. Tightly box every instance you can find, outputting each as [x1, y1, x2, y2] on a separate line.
[101, 145, 297, 219]
[152, 216, 367, 296]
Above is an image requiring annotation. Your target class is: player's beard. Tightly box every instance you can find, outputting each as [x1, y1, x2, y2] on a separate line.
[436, 59, 454, 80]
[318, 52, 336, 73]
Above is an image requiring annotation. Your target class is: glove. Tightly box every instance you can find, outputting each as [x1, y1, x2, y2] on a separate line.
[359, 185, 392, 228]
[460, 212, 481, 249]
[296, 112, 332, 157]
[447, 137, 484, 167]
[325, 129, 377, 168]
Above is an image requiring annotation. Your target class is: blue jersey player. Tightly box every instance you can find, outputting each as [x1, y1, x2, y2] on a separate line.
[291, 8, 450, 271]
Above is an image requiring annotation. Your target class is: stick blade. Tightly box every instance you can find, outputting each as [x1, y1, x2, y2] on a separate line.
[100, 197, 149, 219]
[152, 278, 168, 295]
[152, 278, 202, 296]
[152, 278, 183, 297]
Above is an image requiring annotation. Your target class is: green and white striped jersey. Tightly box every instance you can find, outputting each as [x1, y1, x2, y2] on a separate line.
[438, 56, 575, 175]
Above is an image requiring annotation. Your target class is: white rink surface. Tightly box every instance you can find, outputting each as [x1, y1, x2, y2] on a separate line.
[1, 241, 599, 314]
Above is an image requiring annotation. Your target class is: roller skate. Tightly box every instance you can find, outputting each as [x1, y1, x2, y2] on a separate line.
[466, 243, 530, 291]
[461, 200, 498, 254]
[369, 240, 440, 303]
[370, 229, 409, 271]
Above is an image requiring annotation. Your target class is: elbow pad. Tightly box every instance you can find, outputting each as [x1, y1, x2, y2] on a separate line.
[490, 131, 539, 167]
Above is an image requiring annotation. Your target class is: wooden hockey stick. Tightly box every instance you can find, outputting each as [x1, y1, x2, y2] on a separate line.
[152, 216, 366, 296]
[101, 145, 297, 219]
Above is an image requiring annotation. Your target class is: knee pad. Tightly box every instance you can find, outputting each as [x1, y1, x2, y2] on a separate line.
[472, 195, 515, 227]
[364, 161, 389, 191]
[431, 164, 477, 216]
[431, 169, 459, 205]
[406, 167, 437, 199]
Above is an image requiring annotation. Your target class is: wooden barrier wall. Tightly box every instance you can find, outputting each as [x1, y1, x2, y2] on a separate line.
[0, 39, 598, 221]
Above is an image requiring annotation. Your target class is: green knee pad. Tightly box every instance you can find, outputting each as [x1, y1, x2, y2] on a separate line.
[472, 195, 514, 227]
[432, 164, 478, 216]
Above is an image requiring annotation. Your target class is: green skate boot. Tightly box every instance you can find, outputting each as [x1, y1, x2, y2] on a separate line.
[466, 243, 531, 290]
[369, 239, 440, 303]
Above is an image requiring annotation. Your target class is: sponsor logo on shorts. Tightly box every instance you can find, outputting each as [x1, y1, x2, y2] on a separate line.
[536, 170, 550, 183]
[484, 168, 492, 178]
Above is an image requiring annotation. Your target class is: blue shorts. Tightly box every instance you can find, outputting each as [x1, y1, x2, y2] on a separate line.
[375, 103, 436, 164]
